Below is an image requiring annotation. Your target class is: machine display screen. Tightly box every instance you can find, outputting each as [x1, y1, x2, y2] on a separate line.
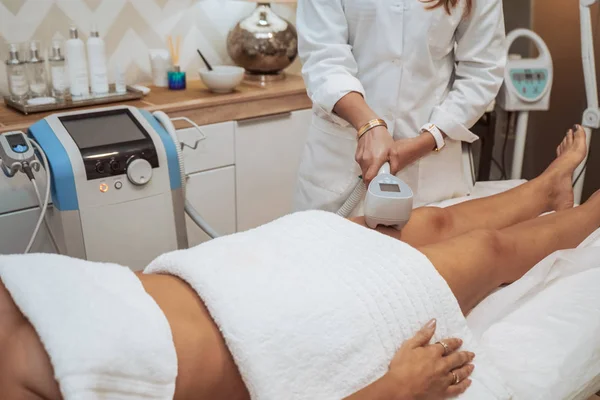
[513, 70, 545, 82]
[380, 183, 401, 193]
[60, 110, 149, 150]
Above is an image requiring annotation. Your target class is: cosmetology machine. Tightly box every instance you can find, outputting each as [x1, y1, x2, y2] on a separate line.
[0, 106, 217, 269]
[496, 29, 554, 181]
[499, 4, 600, 205]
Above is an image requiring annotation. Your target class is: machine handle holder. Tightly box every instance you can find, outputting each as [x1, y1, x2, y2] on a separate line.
[169, 117, 207, 150]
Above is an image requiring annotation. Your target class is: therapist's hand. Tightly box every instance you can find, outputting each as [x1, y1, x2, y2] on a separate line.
[385, 319, 475, 400]
[356, 126, 394, 185]
[389, 132, 437, 175]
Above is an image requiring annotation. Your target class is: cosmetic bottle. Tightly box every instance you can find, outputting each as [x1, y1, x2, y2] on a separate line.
[114, 63, 127, 94]
[49, 41, 67, 100]
[87, 26, 109, 95]
[26, 41, 48, 97]
[5, 44, 29, 101]
[65, 26, 89, 97]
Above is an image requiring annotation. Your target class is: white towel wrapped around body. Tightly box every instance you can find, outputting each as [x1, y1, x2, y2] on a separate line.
[145, 210, 512, 399]
[0, 254, 178, 400]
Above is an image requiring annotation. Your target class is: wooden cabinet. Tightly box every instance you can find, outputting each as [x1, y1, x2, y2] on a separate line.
[234, 109, 312, 231]
[181, 108, 312, 240]
[177, 121, 236, 245]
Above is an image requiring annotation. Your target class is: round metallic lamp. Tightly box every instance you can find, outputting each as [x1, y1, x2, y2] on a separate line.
[227, 0, 298, 84]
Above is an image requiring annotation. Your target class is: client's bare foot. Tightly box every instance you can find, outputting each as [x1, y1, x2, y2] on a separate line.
[543, 125, 587, 211]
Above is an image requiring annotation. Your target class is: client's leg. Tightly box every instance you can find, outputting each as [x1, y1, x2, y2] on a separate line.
[354, 126, 587, 247]
[418, 190, 600, 314]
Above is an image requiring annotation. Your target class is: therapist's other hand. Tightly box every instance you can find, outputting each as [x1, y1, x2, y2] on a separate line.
[356, 126, 394, 185]
[389, 132, 438, 175]
[386, 319, 475, 400]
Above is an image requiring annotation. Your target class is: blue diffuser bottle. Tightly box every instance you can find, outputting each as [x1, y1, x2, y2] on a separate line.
[168, 66, 186, 90]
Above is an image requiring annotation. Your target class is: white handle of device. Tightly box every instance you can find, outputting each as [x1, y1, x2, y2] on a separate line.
[505, 29, 552, 63]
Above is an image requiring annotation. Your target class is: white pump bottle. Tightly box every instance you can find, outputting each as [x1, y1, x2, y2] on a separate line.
[87, 26, 109, 95]
[65, 26, 89, 97]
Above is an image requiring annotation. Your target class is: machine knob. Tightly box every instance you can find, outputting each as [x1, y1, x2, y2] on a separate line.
[126, 158, 152, 186]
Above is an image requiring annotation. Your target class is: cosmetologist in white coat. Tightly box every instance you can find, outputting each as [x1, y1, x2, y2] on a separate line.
[294, 0, 507, 213]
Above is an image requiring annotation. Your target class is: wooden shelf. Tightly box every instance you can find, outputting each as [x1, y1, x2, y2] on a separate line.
[0, 74, 311, 133]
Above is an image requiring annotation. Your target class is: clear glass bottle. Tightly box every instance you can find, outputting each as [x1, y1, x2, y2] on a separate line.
[5, 43, 29, 101]
[49, 41, 67, 100]
[26, 41, 48, 97]
[114, 63, 126, 93]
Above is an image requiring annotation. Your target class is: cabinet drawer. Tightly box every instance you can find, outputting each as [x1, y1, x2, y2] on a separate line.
[177, 121, 235, 175]
[185, 166, 237, 246]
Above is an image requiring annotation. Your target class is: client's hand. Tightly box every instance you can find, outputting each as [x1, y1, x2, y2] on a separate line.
[388, 319, 475, 399]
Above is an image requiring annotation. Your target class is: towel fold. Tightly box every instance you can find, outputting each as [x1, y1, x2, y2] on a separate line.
[145, 210, 512, 399]
[0, 253, 178, 400]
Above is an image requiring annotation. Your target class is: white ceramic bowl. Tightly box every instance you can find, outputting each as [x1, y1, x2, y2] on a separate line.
[198, 66, 245, 93]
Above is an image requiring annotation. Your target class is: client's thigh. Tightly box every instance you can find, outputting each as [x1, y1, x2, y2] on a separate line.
[417, 230, 509, 314]
[0, 280, 61, 400]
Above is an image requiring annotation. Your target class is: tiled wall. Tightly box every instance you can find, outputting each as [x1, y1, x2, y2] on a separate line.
[0, 0, 300, 95]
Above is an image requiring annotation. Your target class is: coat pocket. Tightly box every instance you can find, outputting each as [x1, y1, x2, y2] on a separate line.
[297, 114, 360, 197]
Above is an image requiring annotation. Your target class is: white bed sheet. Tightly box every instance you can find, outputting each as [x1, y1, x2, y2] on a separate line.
[430, 180, 600, 400]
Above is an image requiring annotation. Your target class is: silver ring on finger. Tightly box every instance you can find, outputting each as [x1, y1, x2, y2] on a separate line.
[451, 371, 460, 385]
[436, 341, 450, 356]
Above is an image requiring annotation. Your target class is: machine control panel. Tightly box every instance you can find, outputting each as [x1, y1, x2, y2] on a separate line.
[509, 68, 549, 102]
[0, 131, 39, 177]
[6, 134, 29, 154]
[59, 109, 159, 181]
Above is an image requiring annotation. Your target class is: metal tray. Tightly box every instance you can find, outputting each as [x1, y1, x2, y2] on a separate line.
[3, 85, 144, 115]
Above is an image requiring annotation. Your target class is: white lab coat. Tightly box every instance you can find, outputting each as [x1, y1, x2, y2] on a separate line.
[294, 0, 506, 213]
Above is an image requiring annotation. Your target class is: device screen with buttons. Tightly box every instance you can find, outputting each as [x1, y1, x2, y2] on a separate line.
[59, 109, 159, 181]
[509, 68, 549, 102]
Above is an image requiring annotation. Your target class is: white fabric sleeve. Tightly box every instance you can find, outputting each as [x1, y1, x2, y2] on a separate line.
[297, 0, 366, 124]
[429, 0, 507, 143]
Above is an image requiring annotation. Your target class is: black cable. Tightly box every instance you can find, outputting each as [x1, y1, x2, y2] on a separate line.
[501, 112, 515, 180]
[573, 138, 592, 188]
[572, 160, 588, 187]
[22, 162, 35, 181]
[492, 157, 504, 177]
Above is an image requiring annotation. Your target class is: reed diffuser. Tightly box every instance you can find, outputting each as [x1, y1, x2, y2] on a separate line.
[167, 35, 185, 90]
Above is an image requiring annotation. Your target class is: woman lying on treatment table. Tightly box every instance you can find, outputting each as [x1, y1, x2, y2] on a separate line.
[0, 126, 596, 400]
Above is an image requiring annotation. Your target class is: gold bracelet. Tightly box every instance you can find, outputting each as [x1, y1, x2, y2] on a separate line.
[357, 119, 387, 140]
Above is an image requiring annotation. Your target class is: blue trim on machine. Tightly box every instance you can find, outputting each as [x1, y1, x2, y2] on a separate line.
[28, 119, 79, 211]
[139, 109, 181, 190]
